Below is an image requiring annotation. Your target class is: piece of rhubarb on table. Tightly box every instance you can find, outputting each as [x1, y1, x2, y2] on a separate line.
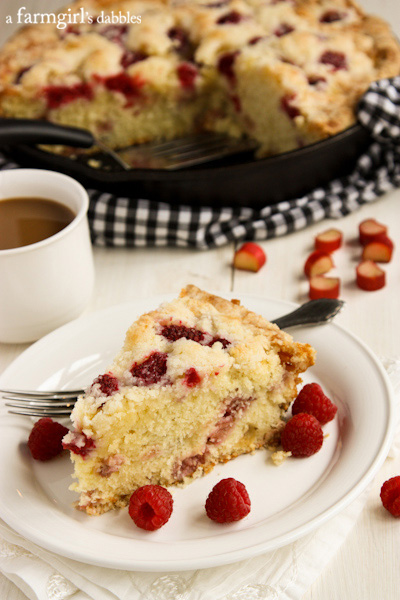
[315, 228, 342, 253]
[309, 275, 340, 300]
[233, 242, 266, 272]
[362, 235, 394, 263]
[356, 260, 386, 291]
[304, 251, 334, 278]
[358, 219, 388, 246]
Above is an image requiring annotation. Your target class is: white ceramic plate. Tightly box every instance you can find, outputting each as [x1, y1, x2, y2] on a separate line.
[0, 295, 395, 571]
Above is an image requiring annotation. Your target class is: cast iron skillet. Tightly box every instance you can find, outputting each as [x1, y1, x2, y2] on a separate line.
[1, 121, 371, 209]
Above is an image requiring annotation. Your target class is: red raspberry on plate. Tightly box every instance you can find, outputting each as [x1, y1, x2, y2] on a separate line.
[380, 477, 400, 517]
[28, 417, 69, 461]
[129, 485, 173, 531]
[281, 413, 323, 457]
[292, 383, 337, 425]
[205, 478, 251, 523]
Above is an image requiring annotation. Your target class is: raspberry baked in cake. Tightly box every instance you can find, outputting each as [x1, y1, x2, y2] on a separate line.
[62, 285, 315, 515]
[0, 0, 399, 157]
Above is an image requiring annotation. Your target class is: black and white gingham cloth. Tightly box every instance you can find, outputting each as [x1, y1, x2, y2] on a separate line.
[1, 77, 399, 249]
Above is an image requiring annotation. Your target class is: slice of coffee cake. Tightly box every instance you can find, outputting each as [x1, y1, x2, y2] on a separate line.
[63, 286, 315, 515]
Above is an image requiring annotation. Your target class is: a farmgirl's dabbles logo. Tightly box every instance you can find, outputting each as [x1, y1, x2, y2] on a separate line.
[5, 6, 141, 29]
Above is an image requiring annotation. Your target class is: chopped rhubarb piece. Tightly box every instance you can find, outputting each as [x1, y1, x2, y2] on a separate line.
[175, 453, 207, 479]
[280, 94, 301, 119]
[274, 23, 295, 37]
[358, 218, 388, 245]
[249, 36, 264, 45]
[320, 50, 348, 70]
[356, 260, 386, 291]
[217, 51, 240, 84]
[217, 11, 244, 25]
[304, 250, 334, 278]
[130, 351, 168, 385]
[184, 368, 202, 387]
[177, 62, 198, 89]
[120, 50, 148, 69]
[62, 430, 95, 457]
[161, 324, 205, 343]
[44, 83, 93, 109]
[320, 10, 345, 23]
[99, 454, 125, 477]
[362, 235, 394, 263]
[309, 275, 340, 300]
[208, 397, 254, 445]
[233, 242, 267, 272]
[314, 228, 343, 253]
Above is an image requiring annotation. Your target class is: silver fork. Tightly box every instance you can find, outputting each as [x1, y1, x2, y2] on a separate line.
[1, 388, 82, 417]
[0, 298, 344, 418]
[113, 134, 259, 170]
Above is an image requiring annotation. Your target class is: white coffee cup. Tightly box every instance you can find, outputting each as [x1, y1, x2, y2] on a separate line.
[0, 169, 95, 343]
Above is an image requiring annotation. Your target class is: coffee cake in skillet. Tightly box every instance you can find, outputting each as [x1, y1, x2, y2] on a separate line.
[0, 0, 399, 157]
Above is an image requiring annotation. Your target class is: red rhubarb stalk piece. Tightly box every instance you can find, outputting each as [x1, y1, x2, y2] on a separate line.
[358, 218, 388, 246]
[304, 250, 334, 278]
[309, 275, 340, 300]
[233, 242, 266, 272]
[314, 228, 342, 253]
[356, 260, 386, 291]
[362, 235, 394, 263]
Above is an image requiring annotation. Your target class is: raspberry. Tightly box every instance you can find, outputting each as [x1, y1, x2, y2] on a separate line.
[44, 83, 93, 109]
[320, 10, 345, 23]
[129, 485, 173, 530]
[104, 73, 144, 100]
[184, 368, 202, 387]
[217, 51, 240, 84]
[274, 23, 295, 37]
[120, 50, 148, 69]
[28, 418, 69, 461]
[380, 477, 400, 517]
[205, 478, 251, 523]
[281, 413, 323, 457]
[93, 373, 119, 395]
[130, 351, 168, 385]
[280, 94, 301, 120]
[217, 10, 244, 25]
[292, 383, 337, 425]
[177, 63, 198, 89]
[62, 430, 95, 457]
[209, 336, 231, 348]
[168, 27, 194, 60]
[161, 324, 205, 343]
[320, 50, 348, 71]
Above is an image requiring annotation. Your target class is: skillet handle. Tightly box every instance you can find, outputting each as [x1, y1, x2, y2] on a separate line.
[0, 118, 95, 148]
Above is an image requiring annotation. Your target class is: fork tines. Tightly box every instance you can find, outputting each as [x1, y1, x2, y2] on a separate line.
[117, 133, 258, 170]
[0, 387, 83, 417]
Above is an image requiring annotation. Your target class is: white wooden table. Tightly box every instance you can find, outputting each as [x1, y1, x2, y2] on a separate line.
[1, 1, 400, 597]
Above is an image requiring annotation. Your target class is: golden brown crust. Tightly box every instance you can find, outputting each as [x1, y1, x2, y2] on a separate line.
[180, 284, 316, 370]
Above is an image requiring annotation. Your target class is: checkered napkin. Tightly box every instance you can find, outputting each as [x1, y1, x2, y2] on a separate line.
[1, 77, 400, 249]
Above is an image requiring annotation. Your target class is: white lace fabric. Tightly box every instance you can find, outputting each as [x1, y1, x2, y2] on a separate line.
[0, 359, 399, 600]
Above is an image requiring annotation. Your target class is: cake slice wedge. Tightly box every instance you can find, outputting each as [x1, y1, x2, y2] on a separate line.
[63, 286, 315, 515]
